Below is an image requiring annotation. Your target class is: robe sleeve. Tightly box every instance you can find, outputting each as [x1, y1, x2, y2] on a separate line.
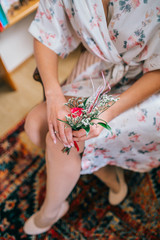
[29, 0, 80, 58]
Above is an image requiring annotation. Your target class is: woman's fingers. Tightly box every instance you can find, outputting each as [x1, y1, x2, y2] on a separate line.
[73, 129, 87, 138]
[58, 122, 70, 147]
[65, 126, 74, 147]
[48, 121, 57, 144]
[73, 125, 102, 142]
[48, 118, 62, 144]
[48, 119, 73, 147]
[73, 129, 89, 142]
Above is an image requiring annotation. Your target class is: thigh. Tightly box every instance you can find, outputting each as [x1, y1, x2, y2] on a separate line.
[25, 101, 48, 147]
[28, 101, 48, 127]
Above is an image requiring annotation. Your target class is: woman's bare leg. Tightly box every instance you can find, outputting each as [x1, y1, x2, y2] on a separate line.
[24, 101, 84, 230]
[34, 132, 84, 228]
[93, 165, 128, 205]
[93, 166, 121, 193]
[24, 102, 48, 149]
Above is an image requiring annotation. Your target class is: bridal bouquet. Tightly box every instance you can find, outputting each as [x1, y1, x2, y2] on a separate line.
[58, 72, 119, 154]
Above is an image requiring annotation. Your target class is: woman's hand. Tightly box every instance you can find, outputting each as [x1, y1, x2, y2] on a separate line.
[72, 108, 112, 142]
[72, 122, 104, 142]
[46, 95, 74, 148]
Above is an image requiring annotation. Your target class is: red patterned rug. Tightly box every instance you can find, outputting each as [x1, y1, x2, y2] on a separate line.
[0, 120, 160, 240]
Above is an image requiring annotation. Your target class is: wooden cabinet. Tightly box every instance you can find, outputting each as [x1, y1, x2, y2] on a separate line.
[0, 0, 39, 90]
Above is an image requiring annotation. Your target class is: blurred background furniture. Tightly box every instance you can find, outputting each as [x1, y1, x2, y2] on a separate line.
[0, 0, 39, 90]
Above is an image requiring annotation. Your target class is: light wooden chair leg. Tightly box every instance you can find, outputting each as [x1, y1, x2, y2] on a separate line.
[0, 57, 17, 90]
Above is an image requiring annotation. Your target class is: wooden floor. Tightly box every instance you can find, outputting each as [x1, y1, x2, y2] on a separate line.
[0, 49, 81, 138]
[0, 56, 43, 138]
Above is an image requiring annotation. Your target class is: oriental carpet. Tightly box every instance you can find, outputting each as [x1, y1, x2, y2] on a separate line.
[0, 120, 160, 240]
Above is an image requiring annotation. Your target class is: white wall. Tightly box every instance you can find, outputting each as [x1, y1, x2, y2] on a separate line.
[0, 12, 35, 72]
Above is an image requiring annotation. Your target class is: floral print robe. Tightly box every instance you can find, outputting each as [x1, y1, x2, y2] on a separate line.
[29, 0, 160, 174]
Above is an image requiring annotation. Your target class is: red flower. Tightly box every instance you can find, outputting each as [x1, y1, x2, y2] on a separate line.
[70, 107, 84, 118]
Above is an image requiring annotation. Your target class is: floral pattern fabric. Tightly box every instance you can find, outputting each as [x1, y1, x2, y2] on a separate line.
[29, 0, 160, 174]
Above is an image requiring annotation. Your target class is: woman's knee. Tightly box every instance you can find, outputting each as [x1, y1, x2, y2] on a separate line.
[45, 131, 81, 173]
[45, 132, 83, 157]
[45, 131, 67, 156]
[24, 109, 45, 147]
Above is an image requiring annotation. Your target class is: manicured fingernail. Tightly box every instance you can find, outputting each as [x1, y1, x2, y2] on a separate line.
[71, 143, 74, 147]
[54, 140, 56, 144]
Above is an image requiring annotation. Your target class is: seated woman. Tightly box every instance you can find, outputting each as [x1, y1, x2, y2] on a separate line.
[24, 0, 160, 235]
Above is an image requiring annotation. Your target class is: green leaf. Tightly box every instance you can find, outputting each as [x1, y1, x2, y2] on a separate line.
[62, 146, 71, 155]
[83, 97, 89, 107]
[82, 125, 90, 136]
[97, 122, 112, 132]
[92, 117, 108, 124]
